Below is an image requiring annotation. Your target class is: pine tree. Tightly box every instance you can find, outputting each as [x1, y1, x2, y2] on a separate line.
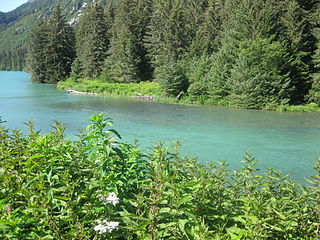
[162, 0, 194, 60]
[157, 58, 189, 97]
[144, 0, 173, 69]
[189, 0, 222, 56]
[76, 2, 109, 79]
[207, 0, 287, 103]
[47, 5, 75, 83]
[146, 0, 196, 92]
[27, 5, 75, 83]
[229, 38, 291, 109]
[278, 0, 312, 104]
[133, 0, 153, 80]
[105, 0, 152, 82]
[308, 3, 320, 104]
[27, 19, 50, 83]
[105, 0, 139, 82]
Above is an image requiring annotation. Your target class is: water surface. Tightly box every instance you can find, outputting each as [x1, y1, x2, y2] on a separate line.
[1, 71, 320, 182]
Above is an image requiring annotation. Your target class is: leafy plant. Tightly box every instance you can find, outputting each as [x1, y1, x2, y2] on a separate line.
[0, 115, 319, 239]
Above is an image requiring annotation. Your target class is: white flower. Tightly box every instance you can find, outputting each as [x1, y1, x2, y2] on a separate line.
[94, 220, 120, 234]
[98, 192, 120, 205]
[106, 192, 120, 205]
[94, 224, 107, 234]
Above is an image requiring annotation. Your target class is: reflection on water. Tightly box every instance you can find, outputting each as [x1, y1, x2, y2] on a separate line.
[1, 71, 320, 182]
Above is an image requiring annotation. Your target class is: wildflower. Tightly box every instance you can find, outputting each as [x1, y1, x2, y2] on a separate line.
[94, 220, 120, 234]
[98, 192, 119, 205]
[4, 205, 11, 212]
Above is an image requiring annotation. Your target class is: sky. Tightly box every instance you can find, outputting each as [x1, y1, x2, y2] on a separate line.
[0, 0, 27, 13]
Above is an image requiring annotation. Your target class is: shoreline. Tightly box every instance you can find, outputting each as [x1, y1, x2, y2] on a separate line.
[66, 88, 156, 100]
[58, 80, 320, 113]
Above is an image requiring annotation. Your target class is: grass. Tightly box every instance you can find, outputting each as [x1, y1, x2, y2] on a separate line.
[57, 78, 162, 97]
[273, 102, 320, 112]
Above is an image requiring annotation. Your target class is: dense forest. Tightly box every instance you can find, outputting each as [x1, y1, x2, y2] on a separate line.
[0, 0, 113, 71]
[27, 0, 320, 109]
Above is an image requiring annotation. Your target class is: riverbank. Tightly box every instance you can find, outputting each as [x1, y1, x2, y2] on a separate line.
[57, 78, 320, 112]
[57, 78, 162, 97]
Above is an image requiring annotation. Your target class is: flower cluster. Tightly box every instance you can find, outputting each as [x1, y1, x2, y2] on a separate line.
[94, 220, 120, 234]
[98, 192, 120, 205]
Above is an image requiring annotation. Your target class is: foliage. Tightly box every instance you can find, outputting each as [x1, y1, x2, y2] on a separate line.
[274, 102, 320, 112]
[0, 114, 320, 239]
[105, 0, 152, 83]
[186, 55, 211, 100]
[5, 0, 320, 109]
[0, 0, 96, 71]
[76, 2, 111, 79]
[229, 38, 291, 109]
[156, 59, 189, 97]
[58, 78, 162, 96]
[27, 5, 75, 83]
[308, 3, 320, 104]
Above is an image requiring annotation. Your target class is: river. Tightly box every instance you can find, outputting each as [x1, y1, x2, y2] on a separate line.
[1, 71, 320, 182]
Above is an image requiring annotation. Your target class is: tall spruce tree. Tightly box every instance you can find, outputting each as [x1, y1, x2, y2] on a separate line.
[105, 0, 152, 82]
[76, 2, 110, 79]
[189, 0, 222, 56]
[207, 0, 294, 108]
[133, 0, 153, 80]
[278, 0, 312, 104]
[229, 38, 291, 109]
[28, 5, 75, 83]
[27, 19, 50, 83]
[308, 2, 320, 104]
[146, 0, 196, 95]
[105, 0, 140, 82]
[144, 0, 173, 69]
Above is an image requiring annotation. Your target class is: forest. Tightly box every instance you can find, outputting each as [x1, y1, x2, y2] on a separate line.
[27, 0, 320, 109]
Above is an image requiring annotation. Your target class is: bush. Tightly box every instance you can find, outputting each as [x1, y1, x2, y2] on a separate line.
[0, 114, 319, 239]
[57, 79, 162, 97]
[156, 59, 189, 97]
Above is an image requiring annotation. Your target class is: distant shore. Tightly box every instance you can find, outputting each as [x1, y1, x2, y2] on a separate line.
[58, 78, 320, 113]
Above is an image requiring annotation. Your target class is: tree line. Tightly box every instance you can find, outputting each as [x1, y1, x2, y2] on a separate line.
[27, 0, 320, 109]
[0, 48, 26, 71]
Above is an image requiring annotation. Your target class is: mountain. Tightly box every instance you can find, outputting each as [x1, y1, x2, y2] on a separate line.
[0, 0, 112, 70]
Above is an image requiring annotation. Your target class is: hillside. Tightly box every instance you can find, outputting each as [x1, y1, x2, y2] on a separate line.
[0, 0, 111, 70]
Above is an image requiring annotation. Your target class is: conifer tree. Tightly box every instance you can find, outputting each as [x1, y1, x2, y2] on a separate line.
[278, 0, 312, 104]
[189, 0, 222, 56]
[164, 0, 194, 60]
[144, 0, 173, 68]
[46, 5, 75, 83]
[28, 5, 75, 83]
[146, 0, 195, 93]
[105, 0, 152, 82]
[207, 0, 290, 106]
[308, 3, 320, 104]
[105, 0, 139, 82]
[27, 19, 49, 83]
[76, 2, 109, 79]
[229, 38, 291, 109]
[133, 0, 153, 80]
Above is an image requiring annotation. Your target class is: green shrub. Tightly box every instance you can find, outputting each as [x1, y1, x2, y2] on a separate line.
[156, 60, 189, 97]
[0, 114, 319, 239]
[57, 79, 162, 97]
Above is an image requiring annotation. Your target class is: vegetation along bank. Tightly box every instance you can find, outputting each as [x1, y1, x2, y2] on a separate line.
[26, 0, 320, 111]
[0, 114, 320, 239]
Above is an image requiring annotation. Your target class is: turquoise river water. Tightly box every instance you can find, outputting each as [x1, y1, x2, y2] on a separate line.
[1, 71, 320, 182]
